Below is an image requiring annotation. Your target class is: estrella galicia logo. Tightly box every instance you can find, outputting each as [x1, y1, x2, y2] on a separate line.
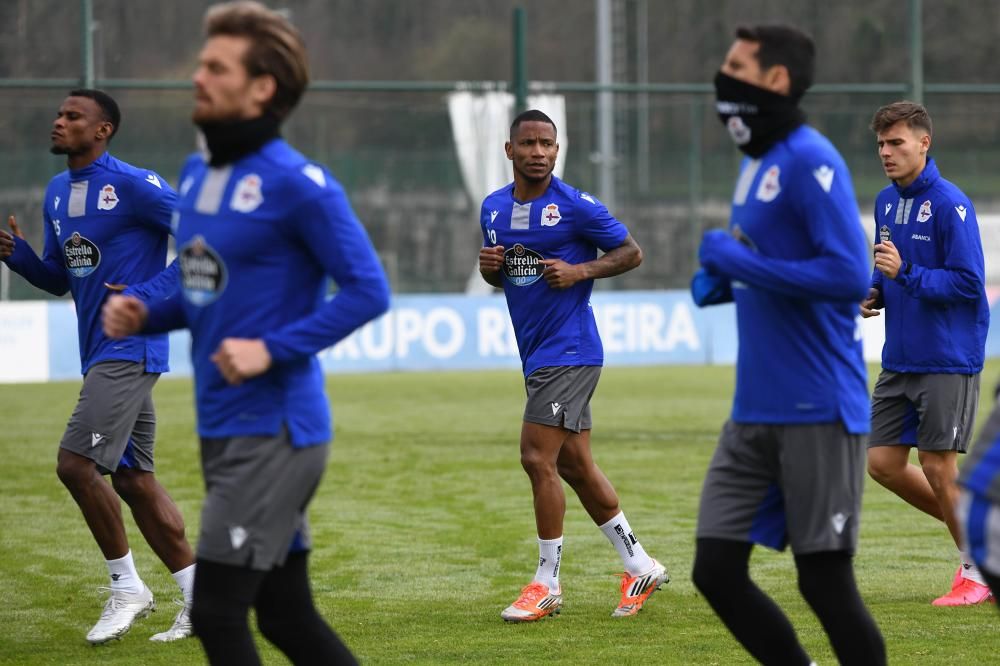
[503, 243, 544, 286]
[180, 235, 227, 305]
[63, 231, 101, 278]
[879, 224, 891, 243]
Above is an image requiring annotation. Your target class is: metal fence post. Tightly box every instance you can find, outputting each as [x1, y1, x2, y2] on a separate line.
[909, 0, 923, 103]
[512, 7, 527, 115]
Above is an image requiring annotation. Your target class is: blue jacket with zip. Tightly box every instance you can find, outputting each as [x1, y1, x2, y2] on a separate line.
[871, 157, 988, 374]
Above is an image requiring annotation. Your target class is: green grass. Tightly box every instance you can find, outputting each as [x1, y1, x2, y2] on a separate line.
[1, 363, 998, 665]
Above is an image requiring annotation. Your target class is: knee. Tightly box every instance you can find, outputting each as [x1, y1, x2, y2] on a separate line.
[691, 555, 713, 597]
[556, 457, 584, 485]
[796, 566, 825, 604]
[190, 595, 245, 638]
[256, 606, 305, 644]
[520, 449, 556, 480]
[796, 552, 854, 607]
[111, 469, 149, 503]
[866, 452, 899, 485]
[919, 457, 956, 492]
[55, 451, 96, 492]
[692, 542, 744, 599]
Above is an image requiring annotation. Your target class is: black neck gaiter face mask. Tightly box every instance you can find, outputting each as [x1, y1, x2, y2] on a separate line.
[714, 71, 806, 158]
[197, 114, 281, 167]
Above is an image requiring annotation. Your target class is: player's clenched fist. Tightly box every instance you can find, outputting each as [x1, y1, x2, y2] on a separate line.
[211, 338, 272, 385]
[479, 245, 505, 275]
[0, 215, 23, 259]
[102, 294, 148, 339]
[541, 258, 584, 290]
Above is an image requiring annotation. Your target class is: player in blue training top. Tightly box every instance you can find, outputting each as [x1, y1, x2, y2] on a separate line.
[860, 101, 992, 606]
[103, 3, 387, 664]
[0, 89, 196, 644]
[689, 25, 885, 665]
[957, 382, 1000, 610]
[478, 109, 667, 623]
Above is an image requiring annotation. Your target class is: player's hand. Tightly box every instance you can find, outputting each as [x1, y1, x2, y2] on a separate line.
[0, 215, 23, 259]
[860, 287, 881, 318]
[873, 241, 902, 279]
[104, 282, 128, 292]
[540, 258, 584, 290]
[698, 229, 742, 274]
[211, 338, 272, 386]
[479, 245, 505, 275]
[102, 294, 148, 338]
[8, 215, 24, 239]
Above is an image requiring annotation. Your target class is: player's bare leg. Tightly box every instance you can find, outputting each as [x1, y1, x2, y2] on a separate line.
[920, 450, 994, 604]
[870, 446, 992, 604]
[57, 448, 155, 643]
[520, 421, 571, 539]
[917, 450, 962, 544]
[867, 445, 945, 519]
[112, 468, 196, 640]
[112, 468, 193, 572]
[556, 429, 620, 525]
[557, 429, 668, 616]
[501, 422, 570, 622]
[56, 448, 130, 559]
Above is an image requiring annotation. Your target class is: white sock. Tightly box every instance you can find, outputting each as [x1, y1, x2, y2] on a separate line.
[172, 563, 196, 606]
[599, 512, 654, 576]
[959, 551, 986, 585]
[533, 537, 563, 593]
[106, 550, 144, 594]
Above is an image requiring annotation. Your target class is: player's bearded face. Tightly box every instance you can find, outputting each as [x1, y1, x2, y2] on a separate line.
[192, 35, 266, 124]
[506, 121, 558, 183]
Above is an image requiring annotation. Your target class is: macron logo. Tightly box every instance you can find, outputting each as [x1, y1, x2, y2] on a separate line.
[884, 203, 892, 217]
[302, 164, 327, 188]
[229, 526, 248, 550]
[489, 210, 499, 225]
[550, 402, 562, 416]
[90, 433, 104, 448]
[831, 512, 847, 535]
[812, 165, 834, 193]
[145, 174, 162, 189]
[956, 205, 968, 222]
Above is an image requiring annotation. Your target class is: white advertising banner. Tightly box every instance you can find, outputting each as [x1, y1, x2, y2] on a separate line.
[0, 301, 49, 382]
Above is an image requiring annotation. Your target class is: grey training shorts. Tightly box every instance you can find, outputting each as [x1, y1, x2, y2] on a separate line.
[60, 361, 159, 475]
[870, 370, 980, 452]
[697, 420, 867, 554]
[523, 365, 601, 433]
[197, 428, 329, 571]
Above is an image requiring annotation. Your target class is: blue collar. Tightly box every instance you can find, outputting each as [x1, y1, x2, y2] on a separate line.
[894, 157, 939, 198]
[68, 151, 111, 180]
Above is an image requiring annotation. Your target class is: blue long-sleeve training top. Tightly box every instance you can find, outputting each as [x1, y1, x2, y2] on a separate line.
[871, 157, 988, 374]
[3, 152, 176, 374]
[696, 125, 871, 434]
[144, 139, 390, 446]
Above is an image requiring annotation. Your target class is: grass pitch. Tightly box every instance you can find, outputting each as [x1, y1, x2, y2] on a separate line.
[1, 363, 998, 665]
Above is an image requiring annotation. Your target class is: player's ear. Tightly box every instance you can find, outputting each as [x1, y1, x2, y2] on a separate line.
[504, 141, 514, 161]
[95, 121, 113, 142]
[762, 64, 791, 96]
[250, 74, 278, 110]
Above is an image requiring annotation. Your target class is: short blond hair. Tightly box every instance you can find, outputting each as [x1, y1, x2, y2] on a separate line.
[204, 1, 309, 120]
